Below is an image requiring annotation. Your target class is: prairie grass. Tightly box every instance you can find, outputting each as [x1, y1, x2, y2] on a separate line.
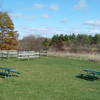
[48, 52, 100, 61]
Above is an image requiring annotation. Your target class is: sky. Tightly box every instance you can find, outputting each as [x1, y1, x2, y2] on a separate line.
[0, 0, 100, 39]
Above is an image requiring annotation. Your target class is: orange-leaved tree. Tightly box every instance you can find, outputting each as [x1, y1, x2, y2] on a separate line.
[0, 12, 18, 50]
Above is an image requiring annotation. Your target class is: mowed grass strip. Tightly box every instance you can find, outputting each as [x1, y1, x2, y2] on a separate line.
[0, 57, 100, 100]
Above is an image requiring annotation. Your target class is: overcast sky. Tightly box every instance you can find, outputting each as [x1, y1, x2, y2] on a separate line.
[0, 0, 100, 39]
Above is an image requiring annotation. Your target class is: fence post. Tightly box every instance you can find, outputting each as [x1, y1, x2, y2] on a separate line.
[7, 50, 9, 59]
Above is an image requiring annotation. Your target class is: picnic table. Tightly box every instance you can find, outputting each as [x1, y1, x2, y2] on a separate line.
[77, 69, 100, 80]
[0, 67, 20, 78]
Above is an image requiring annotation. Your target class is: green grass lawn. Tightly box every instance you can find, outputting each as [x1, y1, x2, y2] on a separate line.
[0, 57, 100, 100]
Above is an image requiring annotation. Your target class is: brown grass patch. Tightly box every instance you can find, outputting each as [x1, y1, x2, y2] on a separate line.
[48, 51, 100, 62]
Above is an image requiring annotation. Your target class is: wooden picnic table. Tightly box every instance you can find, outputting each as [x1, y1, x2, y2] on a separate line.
[0, 67, 20, 77]
[77, 69, 100, 80]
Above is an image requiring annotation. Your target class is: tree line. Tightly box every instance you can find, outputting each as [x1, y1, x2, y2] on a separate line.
[50, 34, 100, 46]
[43, 34, 100, 52]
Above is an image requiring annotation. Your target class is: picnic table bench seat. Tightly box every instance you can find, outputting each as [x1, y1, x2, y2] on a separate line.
[0, 72, 11, 77]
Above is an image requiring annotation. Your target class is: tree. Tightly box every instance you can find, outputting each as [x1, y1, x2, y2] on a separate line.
[76, 34, 89, 46]
[59, 34, 65, 41]
[93, 34, 100, 44]
[64, 34, 69, 41]
[18, 35, 36, 51]
[43, 38, 51, 49]
[0, 12, 18, 50]
[18, 35, 45, 51]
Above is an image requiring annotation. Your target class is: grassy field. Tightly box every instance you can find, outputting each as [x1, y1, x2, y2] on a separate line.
[0, 57, 100, 100]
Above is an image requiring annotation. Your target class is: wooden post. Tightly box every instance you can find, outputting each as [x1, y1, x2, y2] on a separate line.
[7, 50, 9, 59]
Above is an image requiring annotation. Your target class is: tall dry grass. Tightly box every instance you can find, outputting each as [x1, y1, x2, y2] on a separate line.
[48, 51, 100, 62]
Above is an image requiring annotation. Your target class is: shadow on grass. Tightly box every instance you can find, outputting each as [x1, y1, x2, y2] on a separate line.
[0, 74, 20, 79]
[0, 75, 5, 78]
[76, 74, 99, 81]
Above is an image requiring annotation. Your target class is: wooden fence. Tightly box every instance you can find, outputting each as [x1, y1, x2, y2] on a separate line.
[18, 51, 40, 60]
[0, 50, 47, 59]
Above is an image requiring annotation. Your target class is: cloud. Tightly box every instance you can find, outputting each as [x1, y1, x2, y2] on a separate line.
[9, 13, 23, 18]
[33, 3, 44, 9]
[32, 3, 59, 11]
[42, 14, 49, 19]
[60, 18, 68, 23]
[22, 27, 49, 32]
[20, 26, 67, 38]
[88, 29, 100, 33]
[30, 27, 48, 31]
[9, 13, 35, 20]
[74, 0, 88, 10]
[50, 4, 59, 11]
[84, 20, 100, 26]
[67, 26, 100, 34]
[19, 25, 100, 39]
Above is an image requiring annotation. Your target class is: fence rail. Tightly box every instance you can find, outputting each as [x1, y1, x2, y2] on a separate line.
[0, 50, 47, 59]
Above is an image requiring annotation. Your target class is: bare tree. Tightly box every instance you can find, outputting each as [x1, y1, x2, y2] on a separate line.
[18, 35, 45, 51]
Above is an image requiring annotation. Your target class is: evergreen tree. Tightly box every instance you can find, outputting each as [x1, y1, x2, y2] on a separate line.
[93, 34, 100, 44]
[64, 34, 69, 41]
[59, 34, 65, 41]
